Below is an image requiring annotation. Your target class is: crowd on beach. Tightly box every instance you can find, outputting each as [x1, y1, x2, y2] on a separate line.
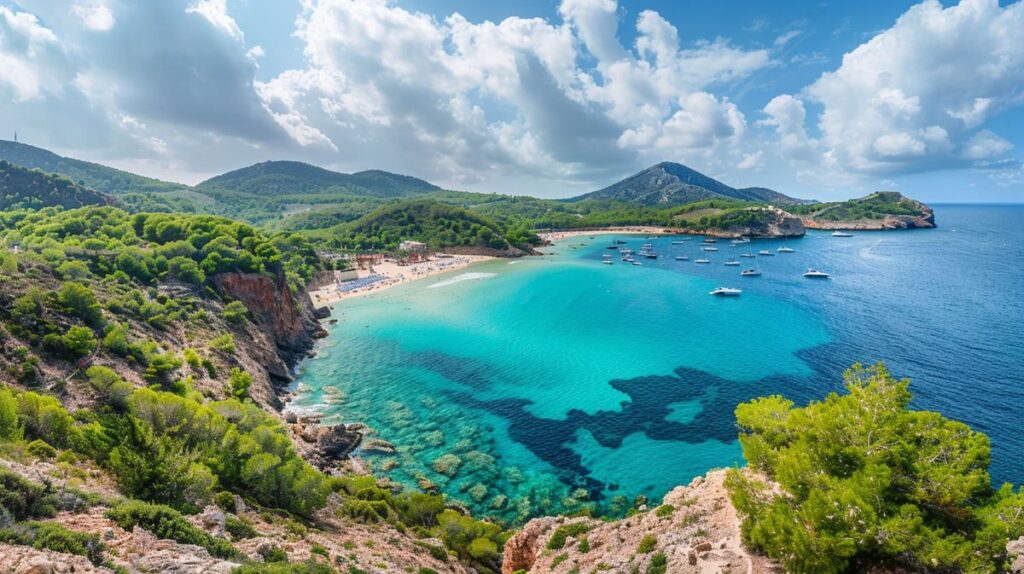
[310, 253, 492, 304]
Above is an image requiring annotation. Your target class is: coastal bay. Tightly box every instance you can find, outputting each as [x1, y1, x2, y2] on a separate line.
[291, 205, 1024, 524]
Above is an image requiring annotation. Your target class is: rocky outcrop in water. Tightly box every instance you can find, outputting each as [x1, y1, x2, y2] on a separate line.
[287, 413, 364, 472]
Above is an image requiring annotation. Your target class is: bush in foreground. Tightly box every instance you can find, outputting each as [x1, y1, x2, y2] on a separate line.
[105, 500, 237, 559]
[727, 363, 1024, 574]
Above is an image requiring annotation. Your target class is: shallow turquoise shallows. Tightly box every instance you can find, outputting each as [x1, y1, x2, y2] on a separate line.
[291, 205, 1024, 523]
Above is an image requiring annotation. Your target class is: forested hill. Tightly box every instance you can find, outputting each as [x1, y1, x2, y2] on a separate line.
[0, 140, 188, 195]
[571, 162, 805, 206]
[0, 160, 112, 210]
[196, 160, 440, 198]
[313, 198, 537, 253]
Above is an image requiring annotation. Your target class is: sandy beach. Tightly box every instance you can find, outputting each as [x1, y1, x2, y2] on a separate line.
[536, 226, 677, 242]
[309, 254, 493, 305]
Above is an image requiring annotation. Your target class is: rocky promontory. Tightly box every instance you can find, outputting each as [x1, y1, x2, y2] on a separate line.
[798, 191, 936, 230]
[502, 469, 776, 574]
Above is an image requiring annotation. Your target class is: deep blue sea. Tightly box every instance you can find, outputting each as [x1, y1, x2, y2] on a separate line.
[290, 205, 1024, 523]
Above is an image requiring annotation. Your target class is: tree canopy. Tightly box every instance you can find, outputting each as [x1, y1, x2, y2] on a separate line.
[727, 363, 1024, 573]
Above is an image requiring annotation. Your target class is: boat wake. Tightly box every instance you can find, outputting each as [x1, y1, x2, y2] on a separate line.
[428, 272, 498, 289]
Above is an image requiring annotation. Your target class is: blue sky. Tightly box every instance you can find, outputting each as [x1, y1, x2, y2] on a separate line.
[1, 0, 1022, 201]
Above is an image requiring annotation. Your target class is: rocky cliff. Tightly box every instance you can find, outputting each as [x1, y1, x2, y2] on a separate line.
[502, 470, 777, 574]
[213, 271, 328, 377]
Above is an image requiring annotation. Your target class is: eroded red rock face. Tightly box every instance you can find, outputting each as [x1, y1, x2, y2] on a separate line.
[213, 271, 326, 367]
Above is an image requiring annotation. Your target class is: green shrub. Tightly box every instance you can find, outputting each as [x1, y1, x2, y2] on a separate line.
[577, 537, 590, 552]
[214, 491, 237, 513]
[646, 552, 667, 574]
[222, 301, 249, 326]
[546, 522, 590, 550]
[15, 392, 76, 448]
[45, 325, 97, 360]
[0, 387, 22, 441]
[433, 509, 504, 566]
[106, 501, 237, 559]
[225, 516, 258, 540]
[228, 368, 252, 399]
[0, 468, 58, 520]
[143, 352, 181, 384]
[211, 334, 236, 354]
[26, 439, 57, 459]
[57, 282, 103, 327]
[637, 534, 657, 553]
[0, 521, 104, 565]
[726, 363, 1024, 574]
[258, 544, 288, 563]
[654, 504, 674, 518]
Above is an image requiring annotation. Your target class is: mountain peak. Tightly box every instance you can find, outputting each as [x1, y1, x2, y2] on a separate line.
[569, 162, 804, 206]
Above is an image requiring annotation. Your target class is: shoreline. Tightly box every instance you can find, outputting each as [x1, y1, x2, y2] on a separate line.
[537, 226, 676, 242]
[309, 253, 494, 305]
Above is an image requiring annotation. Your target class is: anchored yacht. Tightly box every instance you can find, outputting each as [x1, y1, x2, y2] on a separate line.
[803, 268, 831, 279]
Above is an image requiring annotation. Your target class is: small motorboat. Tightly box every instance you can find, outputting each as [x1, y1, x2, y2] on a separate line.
[832, 231, 853, 237]
[602, 254, 614, 265]
[695, 258, 711, 264]
[724, 260, 741, 266]
[672, 240, 688, 244]
[632, 261, 642, 266]
[702, 238, 717, 244]
[739, 252, 756, 258]
[709, 287, 742, 297]
[803, 268, 831, 279]
[606, 244, 619, 250]
[777, 247, 795, 253]
[675, 255, 689, 261]
[740, 269, 761, 277]
[702, 246, 719, 252]
[614, 239, 627, 245]
[758, 250, 775, 256]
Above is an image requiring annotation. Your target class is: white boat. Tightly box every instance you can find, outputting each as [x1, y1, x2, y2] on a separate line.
[724, 260, 740, 266]
[675, 255, 689, 261]
[758, 250, 775, 256]
[832, 231, 854, 237]
[740, 269, 761, 277]
[777, 247, 795, 253]
[739, 252, 756, 258]
[702, 237, 716, 243]
[695, 258, 711, 264]
[709, 287, 742, 297]
[702, 246, 719, 252]
[803, 268, 831, 279]
[602, 254, 613, 265]
[632, 261, 642, 266]
[672, 240, 688, 244]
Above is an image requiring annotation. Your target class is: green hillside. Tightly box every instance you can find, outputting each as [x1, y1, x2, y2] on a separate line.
[312, 199, 538, 252]
[0, 160, 112, 210]
[788, 191, 930, 221]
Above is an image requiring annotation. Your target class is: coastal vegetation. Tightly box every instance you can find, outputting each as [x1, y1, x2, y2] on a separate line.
[787, 191, 927, 221]
[727, 363, 1024, 573]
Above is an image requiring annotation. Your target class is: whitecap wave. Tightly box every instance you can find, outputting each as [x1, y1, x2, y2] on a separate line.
[427, 272, 497, 289]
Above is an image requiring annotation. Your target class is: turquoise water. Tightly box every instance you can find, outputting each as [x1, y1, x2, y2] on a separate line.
[291, 205, 1024, 523]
